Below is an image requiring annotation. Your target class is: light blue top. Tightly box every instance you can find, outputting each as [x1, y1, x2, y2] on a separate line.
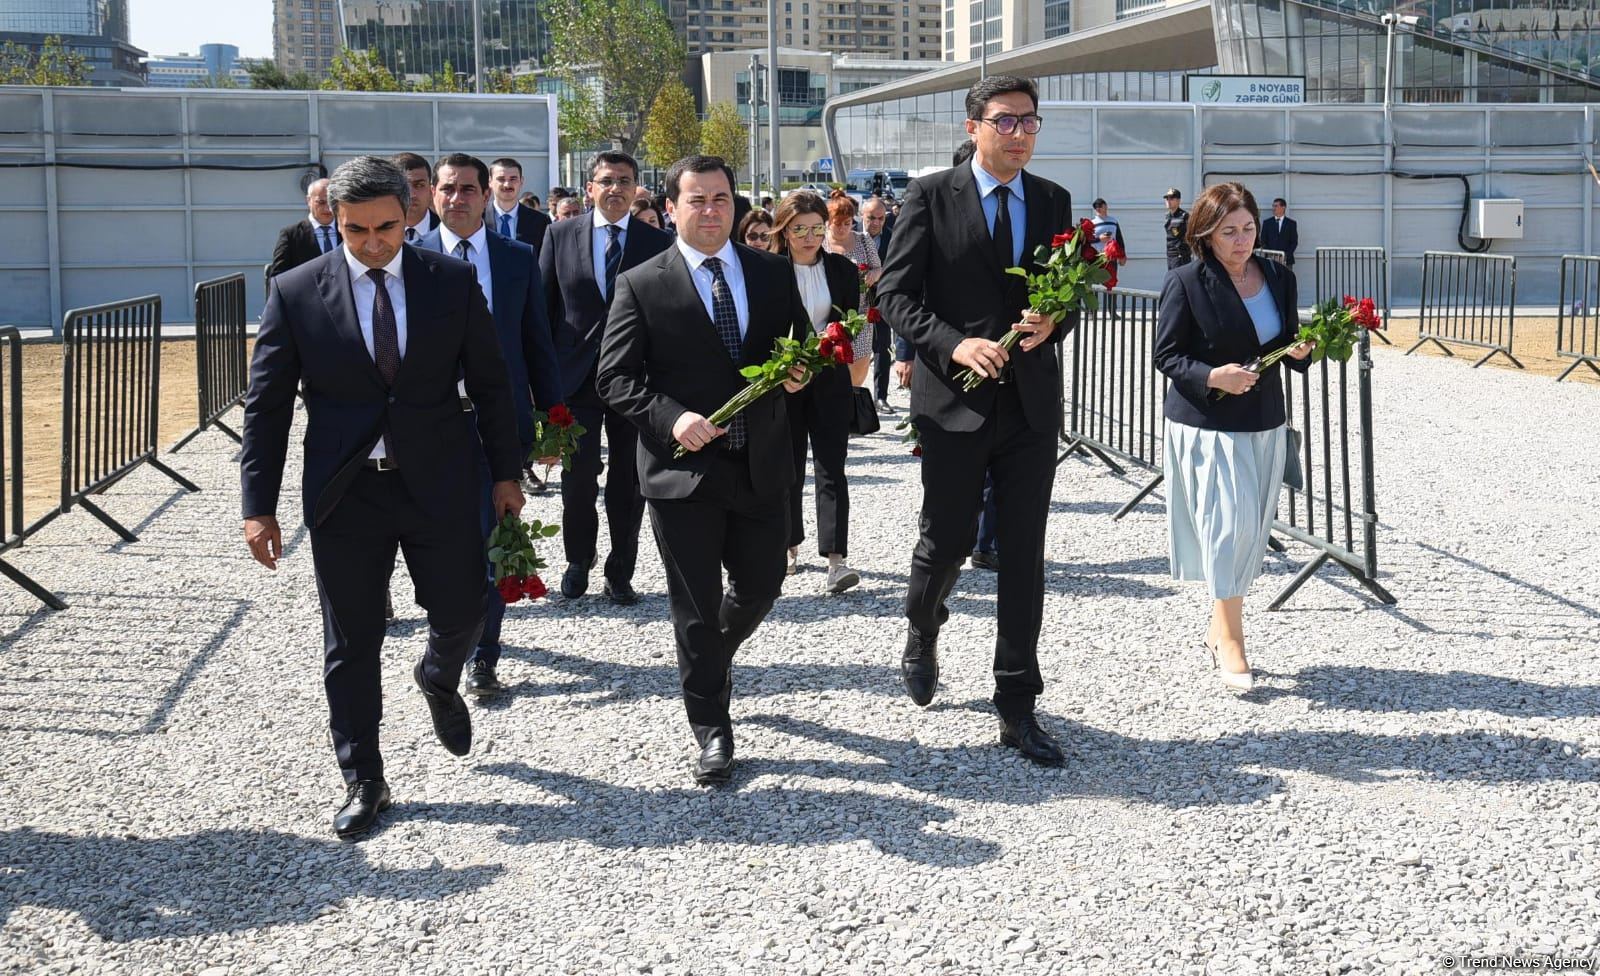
[1240, 283, 1282, 345]
[971, 158, 1026, 266]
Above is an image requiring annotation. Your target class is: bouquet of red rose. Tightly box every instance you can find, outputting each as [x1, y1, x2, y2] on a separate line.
[953, 218, 1119, 392]
[896, 418, 921, 457]
[671, 306, 867, 459]
[528, 404, 586, 475]
[1215, 295, 1381, 399]
[487, 512, 559, 604]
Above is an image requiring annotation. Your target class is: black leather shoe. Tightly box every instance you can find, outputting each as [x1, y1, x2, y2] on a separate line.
[901, 627, 939, 707]
[693, 733, 735, 785]
[414, 661, 472, 756]
[464, 659, 504, 698]
[560, 563, 589, 599]
[333, 779, 391, 839]
[522, 468, 548, 495]
[999, 713, 1065, 767]
[970, 550, 1000, 572]
[603, 578, 639, 606]
[385, 593, 395, 619]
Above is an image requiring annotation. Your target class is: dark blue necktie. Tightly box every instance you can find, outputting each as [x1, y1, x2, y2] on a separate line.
[701, 256, 746, 451]
[499, 212, 511, 237]
[318, 224, 332, 253]
[603, 224, 622, 298]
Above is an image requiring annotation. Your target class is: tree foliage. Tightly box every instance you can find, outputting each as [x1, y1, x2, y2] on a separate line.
[486, 69, 542, 94]
[412, 59, 470, 92]
[700, 102, 749, 172]
[642, 80, 701, 170]
[322, 48, 403, 92]
[545, 0, 685, 153]
[0, 36, 89, 87]
[244, 58, 317, 90]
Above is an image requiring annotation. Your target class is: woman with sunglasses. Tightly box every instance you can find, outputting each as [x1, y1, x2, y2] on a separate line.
[768, 192, 862, 592]
[737, 208, 774, 250]
[823, 189, 881, 389]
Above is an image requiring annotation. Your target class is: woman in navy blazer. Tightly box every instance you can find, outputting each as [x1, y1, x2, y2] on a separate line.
[1153, 182, 1312, 692]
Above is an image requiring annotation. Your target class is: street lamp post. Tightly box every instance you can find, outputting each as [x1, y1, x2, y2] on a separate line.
[980, 0, 988, 79]
[749, 54, 764, 199]
[767, 0, 780, 195]
[472, 0, 486, 92]
[1381, 12, 1420, 107]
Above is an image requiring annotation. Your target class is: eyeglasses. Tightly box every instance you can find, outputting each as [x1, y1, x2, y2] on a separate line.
[787, 225, 827, 239]
[591, 177, 636, 190]
[745, 230, 771, 243]
[977, 114, 1043, 136]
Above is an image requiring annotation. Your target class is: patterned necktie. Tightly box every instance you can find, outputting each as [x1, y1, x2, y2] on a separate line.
[991, 184, 1014, 270]
[701, 256, 747, 451]
[454, 239, 471, 261]
[603, 224, 622, 298]
[368, 268, 400, 457]
[499, 212, 512, 237]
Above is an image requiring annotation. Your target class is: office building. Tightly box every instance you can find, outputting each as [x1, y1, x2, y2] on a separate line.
[687, 0, 944, 61]
[274, 0, 340, 79]
[145, 43, 252, 88]
[0, 0, 145, 86]
[335, 0, 551, 86]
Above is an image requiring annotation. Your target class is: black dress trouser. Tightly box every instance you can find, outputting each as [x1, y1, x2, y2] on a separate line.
[785, 365, 852, 558]
[904, 382, 1055, 719]
[647, 453, 788, 748]
[562, 374, 646, 584]
[309, 467, 487, 785]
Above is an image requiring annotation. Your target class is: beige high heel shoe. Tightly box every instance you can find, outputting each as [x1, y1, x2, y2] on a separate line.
[1204, 638, 1255, 692]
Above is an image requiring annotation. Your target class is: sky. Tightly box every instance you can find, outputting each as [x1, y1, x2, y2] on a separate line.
[127, 0, 276, 59]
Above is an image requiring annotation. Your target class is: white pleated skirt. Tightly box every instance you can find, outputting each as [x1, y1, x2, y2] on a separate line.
[1164, 420, 1287, 600]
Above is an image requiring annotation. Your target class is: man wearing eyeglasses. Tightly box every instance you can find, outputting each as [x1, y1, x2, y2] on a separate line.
[877, 74, 1074, 767]
[540, 151, 672, 607]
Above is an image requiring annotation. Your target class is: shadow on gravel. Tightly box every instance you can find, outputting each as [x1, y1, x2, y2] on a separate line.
[429, 762, 1001, 867]
[743, 711, 1600, 809]
[1258, 664, 1600, 717]
[0, 826, 502, 941]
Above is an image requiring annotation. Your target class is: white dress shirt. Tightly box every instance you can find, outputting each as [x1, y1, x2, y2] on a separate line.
[309, 214, 337, 253]
[971, 157, 1026, 267]
[344, 245, 408, 460]
[491, 200, 520, 238]
[591, 210, 632, 300]
[676, 236, 749, 339]
[405, 216, 429, 243]
[438, 222, 494, 313]
[793, 258, 831, 333]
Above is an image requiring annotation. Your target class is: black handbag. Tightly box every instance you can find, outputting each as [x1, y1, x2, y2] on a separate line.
[1283, 426, 1304, 491]
[848, 385, 881, 436]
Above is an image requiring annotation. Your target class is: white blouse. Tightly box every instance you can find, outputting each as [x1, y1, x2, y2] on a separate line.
[794, 258, 832, 333]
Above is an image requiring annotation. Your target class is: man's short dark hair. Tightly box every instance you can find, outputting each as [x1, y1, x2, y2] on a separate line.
[329, 156, 410, 216]
[1092, 198, 1107, 209]
[952, 139, 975, 167]
[588, 150, 640, 182]
[1273, 197, 1287, 207]
[664, 155, 736, 203]
[965, 75, 1038, 120]
[547, 186, 569, 203]
[488, 157, 523, 176]
[390, 152, 432, 180]
[434, 153, 489, 190]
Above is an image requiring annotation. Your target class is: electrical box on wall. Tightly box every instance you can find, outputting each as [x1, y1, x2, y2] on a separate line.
[1471, 199, 1524, 239]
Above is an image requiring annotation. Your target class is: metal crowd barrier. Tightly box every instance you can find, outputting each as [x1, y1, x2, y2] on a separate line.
[1316, 246, 1391, 345]
[1411, 251, 1521, 368]
[170, 273, 249, 452]
[58, 295, 199, 542]
[1556, 254, 1600, 383]
[0, 328, 65, 609]
[1060, 288, 1395, 611]
[1254, 248, 1287, 266]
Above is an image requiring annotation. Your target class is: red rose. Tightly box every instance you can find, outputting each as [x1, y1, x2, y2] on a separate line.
[497, 576, 524, 604]
[911, 445, 922, 457]
[824, 321, 851, 344]
[1353, 297, 1381, 330]
[1080, 243, 1099, 263]
[1105, 266, 1119, 290]
[818, 337, 837, 361]
[866, 307, 883, 324]
[1343, 295, 1357, 307]
[522, 574, 548, 600]
[857, 262, 871, 273]
[1051, 232, 1073, 249]
[833, 343, 854, 365]
[1103, 239, 1125, 263]
[1079, 218, 1096, 238]
[548, 404, 575, 428]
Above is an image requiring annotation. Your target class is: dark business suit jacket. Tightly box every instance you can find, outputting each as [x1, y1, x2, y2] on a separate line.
[597, 243, 809, 503]
[1258, 215, 1298, 265]
[485, 202, 551, 257]
[877, 164, 1073, 435]
[1153, 254, 1310, 433]
[240, 246, 524, 527]
[268, 218, 340, 279]
[539, 213, 673, 399]
[417, 227, 565, 449]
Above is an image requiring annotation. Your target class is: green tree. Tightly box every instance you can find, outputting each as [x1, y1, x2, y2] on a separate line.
[642, 80, 701, 170]
[243, 58, 315, 90]
[322, 48, 403, 92]
[700, 102, 749, 173]
[0, 35, 89, 86]
[412, 59, 469, 92]
[486, 68, 542, 94]
[545, 0, 686, 154]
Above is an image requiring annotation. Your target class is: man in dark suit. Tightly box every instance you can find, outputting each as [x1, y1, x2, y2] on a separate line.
[860, 194, 895, 413]
[267, 177, 339, 279]
[877, 75, 1072, 766]
[416, 152, 566, 698]
[240, 156, 525, 839]
[488, 157, 552, 257]
[1258, 197, 1298, 266]
[540, 150, 671, 605]
[391, 152, 440, 243]
[597, 155, 810, 786]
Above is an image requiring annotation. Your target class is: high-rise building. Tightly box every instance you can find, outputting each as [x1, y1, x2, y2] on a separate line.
[687, 0, 943, 61]
[939, 0, 1185, 61]
[335, 0, 551, 86]
[273, 0, 341, 80]
[0, 0, 146, 85]
[145, 43, 252, 88]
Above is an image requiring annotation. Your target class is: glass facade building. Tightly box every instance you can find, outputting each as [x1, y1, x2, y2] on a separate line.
[338, 0, 551, 84]
[0, 0, 144, 86]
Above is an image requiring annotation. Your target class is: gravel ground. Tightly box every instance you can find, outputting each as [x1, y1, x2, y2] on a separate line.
[1, 344, 1597, 976]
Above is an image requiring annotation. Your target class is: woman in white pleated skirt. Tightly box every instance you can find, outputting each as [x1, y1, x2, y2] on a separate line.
[1152, 182, 1312, 691]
